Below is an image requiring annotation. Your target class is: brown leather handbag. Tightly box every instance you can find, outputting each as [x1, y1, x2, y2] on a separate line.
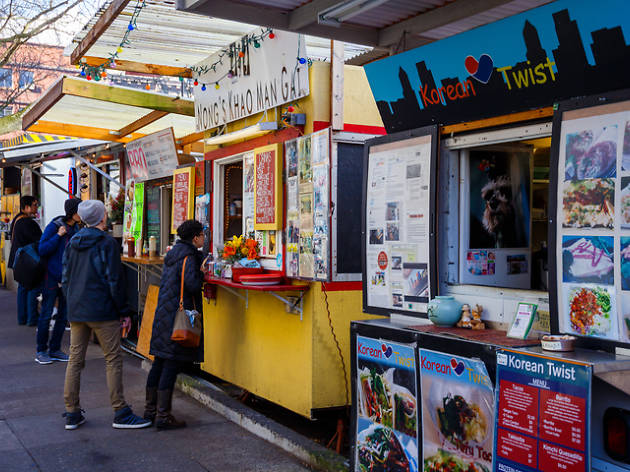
[170, 256, 202, 347]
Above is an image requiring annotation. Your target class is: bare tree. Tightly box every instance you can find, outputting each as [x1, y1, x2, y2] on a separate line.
[0, 0, 102, 113]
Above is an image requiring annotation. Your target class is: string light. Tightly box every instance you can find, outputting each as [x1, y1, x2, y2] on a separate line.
[201, 83, 206, 91]
[214, 82, 220, 89]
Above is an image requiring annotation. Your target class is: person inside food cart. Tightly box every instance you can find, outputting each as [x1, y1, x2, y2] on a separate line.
[35, 198, 81, 365]
[144, 219, 204, 430]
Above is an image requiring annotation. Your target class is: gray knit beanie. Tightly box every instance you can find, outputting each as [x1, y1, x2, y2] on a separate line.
[78, 200, 105, 227]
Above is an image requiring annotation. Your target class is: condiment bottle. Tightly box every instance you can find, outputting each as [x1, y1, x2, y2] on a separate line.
[127, 237, 135, 257]
[148, 236, 157, 257]
[143, 240, 149, 257]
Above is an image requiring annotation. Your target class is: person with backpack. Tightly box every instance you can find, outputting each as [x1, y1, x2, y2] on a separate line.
[8, 195, 42, 326]
[35, 198, 81, 365]
[143, 220, 204, 430]
[61, 200, 151, 430]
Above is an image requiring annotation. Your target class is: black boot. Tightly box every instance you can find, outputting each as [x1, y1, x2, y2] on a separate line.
[156, 389, 186, 430]
[143, 387, 158, 424]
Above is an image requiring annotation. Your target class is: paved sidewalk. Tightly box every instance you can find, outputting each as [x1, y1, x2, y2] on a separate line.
[0, 288, 310, 472]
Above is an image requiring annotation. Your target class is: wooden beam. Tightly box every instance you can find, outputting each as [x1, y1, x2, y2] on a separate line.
[82, 56, 192, 78]
[440, 107, 554, 135]
[28, 120, 145, 143]
[177, 131, 204, 146]
[116, 110, 169, 138]
[378, 0, 514, 47]
[71, 0, 131, 64]
[61, 77, 195, 116]
[22, 78, 65, 130]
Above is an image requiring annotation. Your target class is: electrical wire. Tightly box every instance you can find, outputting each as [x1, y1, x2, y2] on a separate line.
[322, 282, 350, 407]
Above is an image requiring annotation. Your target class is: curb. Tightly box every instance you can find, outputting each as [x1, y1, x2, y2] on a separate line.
[141, 360, 349, 472]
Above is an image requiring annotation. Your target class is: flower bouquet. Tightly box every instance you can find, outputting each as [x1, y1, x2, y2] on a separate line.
[220, 235, 263, 281]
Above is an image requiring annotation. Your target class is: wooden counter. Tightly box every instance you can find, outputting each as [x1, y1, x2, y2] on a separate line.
[121, 255, 164, 265]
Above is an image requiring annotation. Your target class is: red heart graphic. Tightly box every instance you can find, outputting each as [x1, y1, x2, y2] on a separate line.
[465, 55, 479, 75]
[382, 344, 388, 353]
[450, 358, 459, 368]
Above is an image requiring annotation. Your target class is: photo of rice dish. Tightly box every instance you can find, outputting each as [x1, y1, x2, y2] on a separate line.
[565, 126, 617, 180]
[568, 286, 613, 336]
[562, 179, 614, 228]
[424, 450, 489, 472]
[436, 394, 488, 447]
[357, 425, 411, 472]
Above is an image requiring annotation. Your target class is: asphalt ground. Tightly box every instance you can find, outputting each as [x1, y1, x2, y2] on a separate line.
[0, 287, 311, 472]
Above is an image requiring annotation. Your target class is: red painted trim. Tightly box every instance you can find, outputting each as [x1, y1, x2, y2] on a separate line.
[321, 281, 363, 292]
[312, 121, 386, 135]
[204, 128, 301, 161]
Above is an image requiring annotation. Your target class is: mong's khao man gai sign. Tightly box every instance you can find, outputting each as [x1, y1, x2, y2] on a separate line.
[193, 29, 309, 130]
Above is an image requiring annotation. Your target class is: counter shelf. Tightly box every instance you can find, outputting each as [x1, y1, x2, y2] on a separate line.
[204, 274, 310, 320]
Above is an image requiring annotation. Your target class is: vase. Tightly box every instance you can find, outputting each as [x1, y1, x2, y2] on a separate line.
[427, 296, 462, 327]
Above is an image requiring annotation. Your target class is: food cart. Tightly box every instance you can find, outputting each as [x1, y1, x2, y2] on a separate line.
[352, 0, 630, 471]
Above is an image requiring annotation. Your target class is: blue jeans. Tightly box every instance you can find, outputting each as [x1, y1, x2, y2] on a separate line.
[17, 283, 40, 325]
[37, 276, 67, 353]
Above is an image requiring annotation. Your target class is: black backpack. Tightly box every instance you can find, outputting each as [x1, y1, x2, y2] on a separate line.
[13, 242, 45, 289]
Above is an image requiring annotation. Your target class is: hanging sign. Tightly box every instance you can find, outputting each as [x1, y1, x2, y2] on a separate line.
[254, 143, 282, 230]
[126, 128, 179, 182]
[494, 349, 591, 472]
[420, 349, 494, 472]
[193, 29, 309, 131]
[355, 336, 418, 472]
[171, 167, 195, 233]
[364, 0, 630, 133]
[67, 168, 77, 196]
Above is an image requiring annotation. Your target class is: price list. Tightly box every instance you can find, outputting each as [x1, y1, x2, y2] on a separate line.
[493, 350, 591, 472]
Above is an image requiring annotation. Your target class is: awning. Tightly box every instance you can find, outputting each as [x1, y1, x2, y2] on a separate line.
[67, 0, 373, 78]
[21, 76, 201, 152]
[0, 138, 111, 166]
[1, 133, 72, 148]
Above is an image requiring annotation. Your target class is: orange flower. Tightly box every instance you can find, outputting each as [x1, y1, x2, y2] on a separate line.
[247, 248, 258, 260]
[224, 245, 236, 256]
[241, 247, 248, 255]
[245, 239, 257, 249]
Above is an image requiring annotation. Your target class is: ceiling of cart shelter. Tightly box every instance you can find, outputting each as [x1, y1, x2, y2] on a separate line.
[66, 0, 374, 70]
[176, 0, 554, 64]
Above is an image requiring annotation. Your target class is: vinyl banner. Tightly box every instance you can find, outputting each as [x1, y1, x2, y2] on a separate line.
[356, 336, 418, 472]
[419, 349, 494, 472]
[193, 29, 309, 130]
[126, 128, 179, 181]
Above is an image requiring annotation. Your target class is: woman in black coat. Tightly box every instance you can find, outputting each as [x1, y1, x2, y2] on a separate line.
[144, 220, 204, 429]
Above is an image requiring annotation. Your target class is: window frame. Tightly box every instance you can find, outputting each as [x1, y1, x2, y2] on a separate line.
[0, 68, 12, 88]
[18, 70, 33, 89]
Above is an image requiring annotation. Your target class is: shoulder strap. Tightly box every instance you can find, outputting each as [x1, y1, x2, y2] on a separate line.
[179, 256, 188, 309]
[11, 214, 26, 241]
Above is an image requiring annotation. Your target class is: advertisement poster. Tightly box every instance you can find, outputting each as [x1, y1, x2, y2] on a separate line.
[494, 350, 591, 472]
[420, 349, 494, 472]
[146, 186, 161, 252]
[356, 336, 418, 472]
[126, 128, 179, 181]
[172, 168, 193, 233]
[131, 182, 144, 243]
[242, 152, 255, 235]
[254, 144, 281, 229]
[122, 180, 135, 244]
[365, 135, 432, 313]
[554, 102, 630, 343]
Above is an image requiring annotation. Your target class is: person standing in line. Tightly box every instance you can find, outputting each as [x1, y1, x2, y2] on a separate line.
[144, 220, 204, 430]
[35, 198, 81, 365]
[61, 200, 151, 430]
[8, 196, 42, 326]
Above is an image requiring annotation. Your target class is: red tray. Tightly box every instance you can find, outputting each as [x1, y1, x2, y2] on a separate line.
[239, 273, 283, 285]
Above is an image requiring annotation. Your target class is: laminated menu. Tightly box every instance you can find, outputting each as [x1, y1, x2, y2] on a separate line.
[493, 349, 591, 472]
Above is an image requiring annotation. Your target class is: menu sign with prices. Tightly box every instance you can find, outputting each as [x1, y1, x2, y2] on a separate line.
[552, 97, 630, 347]
[363, 126, 437, 316]
[493, 349, 591, 472]
[171, 167, 194, 233]
[126, 128, 179, 182]
[254, 144, 282, 230]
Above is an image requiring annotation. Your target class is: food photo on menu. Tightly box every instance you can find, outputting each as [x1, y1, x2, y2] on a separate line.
[563, 283, 618, 339]
[562, 178, 614, 229]
[623, 121, 630, 171]
[562, 236, 614, 285]
[621, 237, 630, 291]
[564, 126, 617, 180]
[621, 177, 630, 228]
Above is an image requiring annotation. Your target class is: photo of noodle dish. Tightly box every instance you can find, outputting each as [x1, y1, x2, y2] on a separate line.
[424, 449, 489, 472]
[564, 284, 617, 339]
[435, 394, 488, 447]
[562, 179, 614, 229]
[621, 177, 630, 228]
[565, 126, 617, 180]
[357, 424, 414, 472]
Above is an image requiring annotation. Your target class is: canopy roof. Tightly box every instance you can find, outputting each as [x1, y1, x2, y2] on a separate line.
[67, 0, 373, 77]
[21, 76, 201, 151]
[0, 138, 110, 167]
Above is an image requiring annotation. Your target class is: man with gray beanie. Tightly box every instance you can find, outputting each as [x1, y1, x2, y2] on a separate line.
[36, 198, 81, 364]
[61, 200, 150, 430]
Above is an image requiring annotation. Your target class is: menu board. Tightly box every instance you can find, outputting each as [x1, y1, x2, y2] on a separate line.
[171, 167, 194, 233]
[420, 349, 494, 472]
[363, 127, 437, 316]
[242, 152, 255, 236]
[285, 129, 331, 280]
[355, 336, 418, 472]
[126, 128, 179, 182]
[494, 350, 591, 472]
[146, 185, 160, 252]
[553, 98, 630, 346]
[254, 143, 282, 230]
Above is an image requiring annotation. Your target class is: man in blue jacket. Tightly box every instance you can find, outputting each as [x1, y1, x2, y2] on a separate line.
[35, 198, 81, 365]
[61, 200, 150, 430]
